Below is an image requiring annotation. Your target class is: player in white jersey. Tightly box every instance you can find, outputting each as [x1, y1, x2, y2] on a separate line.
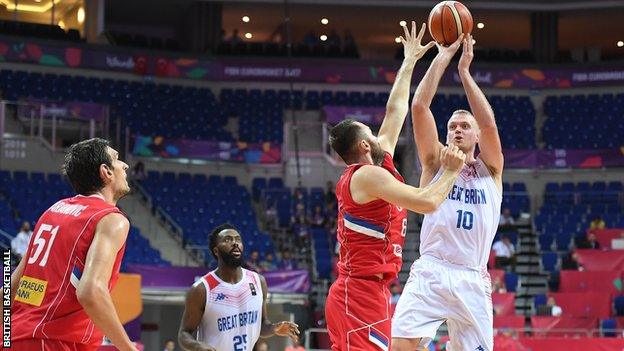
[178, 224, 299, 351]
[391, 34, 503, 351]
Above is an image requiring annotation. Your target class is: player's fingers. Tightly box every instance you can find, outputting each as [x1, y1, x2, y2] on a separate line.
[425, 41, 435, 50]
[453, 34, 464, 48]
[411, 21, 417, 39]
[402, 24, 410, 40]
[400, 36, 406, 45]
[417, 22, 426, 41]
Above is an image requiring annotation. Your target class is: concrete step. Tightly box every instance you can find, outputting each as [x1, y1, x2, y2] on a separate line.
[515, 265, 539, 274]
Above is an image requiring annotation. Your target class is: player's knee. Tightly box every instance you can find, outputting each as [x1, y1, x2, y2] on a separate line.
[391, 337, 423, 351]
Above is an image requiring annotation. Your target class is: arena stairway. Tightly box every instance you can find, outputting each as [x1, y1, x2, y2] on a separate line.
[119, 185, 202, 267]
[515, 224, 549, 316]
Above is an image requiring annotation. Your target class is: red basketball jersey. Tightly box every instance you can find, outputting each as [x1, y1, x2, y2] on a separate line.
[11, 194, 126, 349]
[335, 152, 408, 281]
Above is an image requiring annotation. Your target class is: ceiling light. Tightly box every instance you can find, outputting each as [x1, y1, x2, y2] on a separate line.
[35, 0, 42, 2]
[77, 7, 85, 24]
[321, 18, 329, 25]
[399, 20, 407, 27]
[58, 20, 66, 30]
[320, 35, 327, 41]
[242, 16, 250, 23]
[395, 37, 401, 43]
[245, 32, 252, 39]
[2, 0, 61, 13]
[477, 22, 485, 29]
[618, 41, 624, 48]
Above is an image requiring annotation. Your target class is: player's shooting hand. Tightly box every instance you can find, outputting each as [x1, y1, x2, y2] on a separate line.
[400, 21, 435, 61]
[458, 33, 475, 73]
[440, 144, 466, 173]
[436, 34, 464, 61]
[273, 321, 300, 342]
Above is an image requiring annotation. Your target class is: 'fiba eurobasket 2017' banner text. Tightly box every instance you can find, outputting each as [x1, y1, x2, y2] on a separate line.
[1, 36, 623, 88]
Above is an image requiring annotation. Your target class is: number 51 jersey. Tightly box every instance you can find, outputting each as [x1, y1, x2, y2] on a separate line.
[12, 194, 126, 348]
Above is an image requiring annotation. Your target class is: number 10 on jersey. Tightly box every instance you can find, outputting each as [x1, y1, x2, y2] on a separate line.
[456, 210, 474, 230]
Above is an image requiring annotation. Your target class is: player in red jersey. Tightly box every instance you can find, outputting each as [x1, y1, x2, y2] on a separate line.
[7, 138, 138, 351]
[324, 22, 466, 351]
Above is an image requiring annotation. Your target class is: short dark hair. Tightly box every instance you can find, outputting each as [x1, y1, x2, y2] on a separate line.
[329, 119, 364, 164]
[62, 138, 113, 196]
[209, 223, 238, 259]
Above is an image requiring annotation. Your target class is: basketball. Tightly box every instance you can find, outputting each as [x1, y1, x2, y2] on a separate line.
[428, 1, 473, 46]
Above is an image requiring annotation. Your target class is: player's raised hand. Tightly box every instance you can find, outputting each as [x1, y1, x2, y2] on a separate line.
[436, 33, 464, 61]
[440, 144, 466, 173]
[400, 21, 435, 61]
[458, 33, 475, 73]
[273, 321, 300, 342]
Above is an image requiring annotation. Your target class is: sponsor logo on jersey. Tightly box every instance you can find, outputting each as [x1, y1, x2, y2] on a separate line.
[249, 283, 257, 296]
[15, 275, 47, 307]
[475, 346, 485, 351]
[215, 293, 228, 301]
[392, 244, 402, 257]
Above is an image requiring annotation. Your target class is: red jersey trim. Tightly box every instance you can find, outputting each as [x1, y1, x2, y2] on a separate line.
[206, 274, 220, 290]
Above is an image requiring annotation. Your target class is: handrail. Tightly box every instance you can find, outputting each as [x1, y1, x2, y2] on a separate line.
[131, 180, 205, 265]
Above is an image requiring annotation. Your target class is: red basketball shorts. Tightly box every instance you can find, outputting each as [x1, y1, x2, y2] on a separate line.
[325, 276, 392, 351]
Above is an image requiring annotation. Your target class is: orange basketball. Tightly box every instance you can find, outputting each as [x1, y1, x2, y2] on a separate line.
[428, 1, 473, 46]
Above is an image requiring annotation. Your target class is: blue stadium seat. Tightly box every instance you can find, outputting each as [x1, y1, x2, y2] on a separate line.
[504, 272, 519, 292]
[600, 319, 617, 337]
[541, 252, 558, 272]
[614, 295, 624, 316]
[534, 294, 547, 309]
[538, 235, 554, 251]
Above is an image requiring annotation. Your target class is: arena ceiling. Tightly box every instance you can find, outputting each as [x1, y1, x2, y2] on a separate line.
[215, 0, 624, 11]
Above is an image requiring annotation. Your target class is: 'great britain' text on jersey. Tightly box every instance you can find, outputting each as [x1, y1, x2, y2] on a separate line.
[447, 185, 487, 204]
[217, 311, 259, 332]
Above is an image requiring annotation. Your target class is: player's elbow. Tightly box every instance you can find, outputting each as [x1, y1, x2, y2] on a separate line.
[385, 103, 406, 118]
[411, 101, 428, 115]
[420, 199, 438, 214]
[409, 198, 437, 214]
[76, 281, 106, 308]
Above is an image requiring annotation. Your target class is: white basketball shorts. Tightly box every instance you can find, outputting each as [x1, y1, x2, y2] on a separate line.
[391, 255, 493, 351]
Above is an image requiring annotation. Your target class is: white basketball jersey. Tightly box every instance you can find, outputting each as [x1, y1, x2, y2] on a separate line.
[196, 268, 263, 351]
[419, 158, 502, 268]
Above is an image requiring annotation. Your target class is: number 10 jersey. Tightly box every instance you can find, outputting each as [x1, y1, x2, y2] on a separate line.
[419, 158, 502, 269]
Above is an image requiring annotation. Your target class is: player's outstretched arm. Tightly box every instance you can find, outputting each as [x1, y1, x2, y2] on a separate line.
[378, 21, 435, 156]
[458, 34, 504, 180]
[178, 283, 216, 351]
[411, 35, 463, 180]
[259, 275, 300, 342]
[76, 213, 138, 351]
[351, 145, 465, 214]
